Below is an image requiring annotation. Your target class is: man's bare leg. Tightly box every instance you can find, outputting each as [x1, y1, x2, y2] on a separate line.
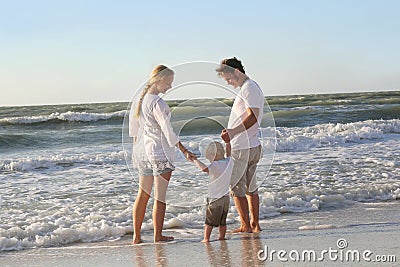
[247, 193, 261, 232]
[231, 196, 252, 233]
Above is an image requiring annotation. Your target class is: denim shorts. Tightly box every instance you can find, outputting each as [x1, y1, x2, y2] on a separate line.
[138, 160, 175, 176]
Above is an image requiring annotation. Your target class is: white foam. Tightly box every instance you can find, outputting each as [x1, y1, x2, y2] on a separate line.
[0, 212, 133, 251]
[268, 119, 400, 152]
[0, 150, 126, 172]
[298, 224, 338, 230]
[0, 110, 126, 124]
[1, 118, 399, 251]
[257, 188, 397, 215]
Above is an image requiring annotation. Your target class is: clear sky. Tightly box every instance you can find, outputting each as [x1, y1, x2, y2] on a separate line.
[1, 0, 400, 106]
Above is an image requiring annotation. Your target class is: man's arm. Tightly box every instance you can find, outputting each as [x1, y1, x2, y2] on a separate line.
[221, 107, 259, 142]
[225, 142, 231, 157]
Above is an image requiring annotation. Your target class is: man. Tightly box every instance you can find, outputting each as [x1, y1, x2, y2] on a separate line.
[216, 57, 264, 233]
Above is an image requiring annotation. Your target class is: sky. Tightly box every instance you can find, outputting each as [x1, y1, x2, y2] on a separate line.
[1, 0, 400, 106]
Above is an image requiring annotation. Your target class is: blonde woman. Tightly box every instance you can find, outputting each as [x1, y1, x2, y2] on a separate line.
[129, 65, 196, 244]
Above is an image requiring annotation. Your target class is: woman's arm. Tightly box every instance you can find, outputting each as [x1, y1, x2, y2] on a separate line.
[153, 103, 180, 147]
[129, 111, 140, 139]
[153, 101, 196, 161]
[176, 141, 197, 162]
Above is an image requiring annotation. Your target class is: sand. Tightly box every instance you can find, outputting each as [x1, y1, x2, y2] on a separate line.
[2, 201, 399, 267]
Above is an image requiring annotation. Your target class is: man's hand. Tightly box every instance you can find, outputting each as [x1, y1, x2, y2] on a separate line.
[221, 129, 233, 143]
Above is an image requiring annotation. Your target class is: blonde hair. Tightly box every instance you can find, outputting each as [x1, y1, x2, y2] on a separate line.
[134, 65, 174, 118]
[206, 141, 225, 160]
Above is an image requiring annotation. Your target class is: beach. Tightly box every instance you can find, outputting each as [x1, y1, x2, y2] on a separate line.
[2, 200, 399, 266]
[1, 91, 399, 266]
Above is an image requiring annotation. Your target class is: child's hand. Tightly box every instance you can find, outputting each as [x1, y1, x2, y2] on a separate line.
[184, 150, 197, 162]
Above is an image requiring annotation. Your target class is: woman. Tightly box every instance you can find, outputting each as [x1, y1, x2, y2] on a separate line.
[129, 65, 196, 244]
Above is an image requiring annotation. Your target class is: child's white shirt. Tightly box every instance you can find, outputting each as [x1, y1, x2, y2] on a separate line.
[207, 157, 234, 199]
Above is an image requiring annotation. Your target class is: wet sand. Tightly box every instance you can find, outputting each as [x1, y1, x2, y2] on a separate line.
[2, 201, 399, 267]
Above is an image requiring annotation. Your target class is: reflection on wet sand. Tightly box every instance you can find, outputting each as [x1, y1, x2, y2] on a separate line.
[204, 240, 232, 266]
[155, 244, 168, 267]
[239, 234, 264, 267]
[133, 245, 148, 267]
[132, 243, 168, 267]
[203, 234, 264, 267]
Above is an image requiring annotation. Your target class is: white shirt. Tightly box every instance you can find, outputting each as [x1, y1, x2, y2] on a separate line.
[129, 93, 179, 163]
[228, 79, 264, 150]
[207, 157, 234, 199]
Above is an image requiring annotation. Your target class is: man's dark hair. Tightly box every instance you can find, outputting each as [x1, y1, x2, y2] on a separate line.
[216, 57, 246, 75]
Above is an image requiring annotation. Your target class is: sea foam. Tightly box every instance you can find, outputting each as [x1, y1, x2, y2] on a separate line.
[0, 111, 126, 125]
[0, 151, 126, 172]
[272, 119, 400, 152]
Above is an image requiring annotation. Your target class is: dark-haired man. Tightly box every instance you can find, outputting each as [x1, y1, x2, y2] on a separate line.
[217, 57, 264, 233]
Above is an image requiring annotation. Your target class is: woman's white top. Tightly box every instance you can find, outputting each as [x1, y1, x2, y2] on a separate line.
[129, 93, 179, 164]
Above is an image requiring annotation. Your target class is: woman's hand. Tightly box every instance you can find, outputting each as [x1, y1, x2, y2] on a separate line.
[183, 150, 197, 162]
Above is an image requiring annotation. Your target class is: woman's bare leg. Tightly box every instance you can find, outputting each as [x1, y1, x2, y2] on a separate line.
[153, 171, 174, 242]
[132, 188, 151, 244]
[132, 175, 154, 244]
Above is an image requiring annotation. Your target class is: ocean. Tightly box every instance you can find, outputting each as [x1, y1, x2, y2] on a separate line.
[1, 91, 399, 251]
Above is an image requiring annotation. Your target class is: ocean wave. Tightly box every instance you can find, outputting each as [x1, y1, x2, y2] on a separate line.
[3, 119, 399, 172]
[0, 151, 126, 172]
[0, 110, 126, 125]
[271, 119, 400, 152]
[1, 185, 398, 251]
[171, 115, 228, 135]
[0, 209, 133, 251]
[259, 185, 400, 216]
[267, 91, 400, 106]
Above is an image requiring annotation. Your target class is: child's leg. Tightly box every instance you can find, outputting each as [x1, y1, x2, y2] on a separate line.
[218, 225, 227, 240]
[201, 224, 213, 242]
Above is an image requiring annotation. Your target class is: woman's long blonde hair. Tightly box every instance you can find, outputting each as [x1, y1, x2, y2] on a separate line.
[134, 65, 174, 118]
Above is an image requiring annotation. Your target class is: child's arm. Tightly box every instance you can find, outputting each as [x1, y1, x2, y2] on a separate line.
[225, 142, 231, 157]
[193, 159, 209, 173]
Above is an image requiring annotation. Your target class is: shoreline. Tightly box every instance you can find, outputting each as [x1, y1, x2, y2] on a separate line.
[2, 200, 399, 266]
[2, 222, 398, 267]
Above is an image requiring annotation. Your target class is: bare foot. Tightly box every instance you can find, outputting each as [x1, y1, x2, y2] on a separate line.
[251, 222, 262, 233]
[230, 226, 252, 234]
[219, 237, 227, 240]
[154, 235, 174, 242]
[132, 238, 143, 244]
[201, 239, 210, 243]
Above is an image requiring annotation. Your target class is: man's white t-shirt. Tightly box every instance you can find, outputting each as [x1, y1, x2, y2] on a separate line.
[228, 79, 264, 150]
[207, 157, 234, 199]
